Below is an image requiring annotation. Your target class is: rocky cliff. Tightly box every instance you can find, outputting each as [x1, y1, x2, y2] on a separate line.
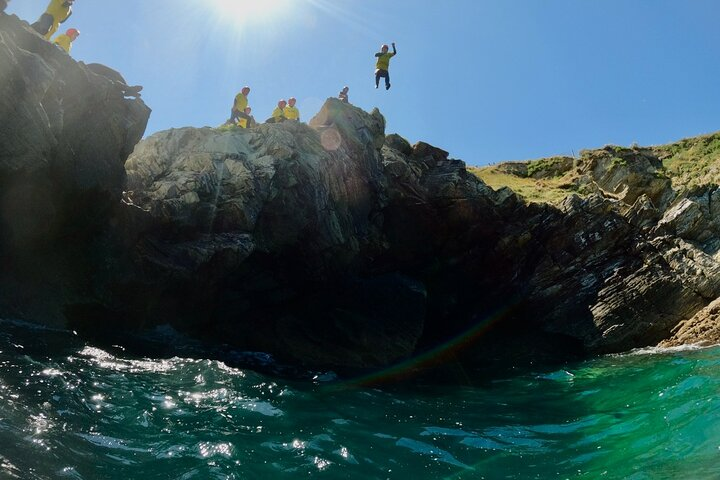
[3, 13, 720, 377]
[104, 100, 720, 373]
[0, 14, 150, 322]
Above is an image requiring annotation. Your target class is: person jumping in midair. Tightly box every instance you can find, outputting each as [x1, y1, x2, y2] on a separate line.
[375, 42, 396, 90]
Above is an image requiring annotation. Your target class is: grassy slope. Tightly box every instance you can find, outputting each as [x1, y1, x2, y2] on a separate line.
[654, 132, 720, 189]
[472, 131, 720, 205]
[469, 165, 576, 205]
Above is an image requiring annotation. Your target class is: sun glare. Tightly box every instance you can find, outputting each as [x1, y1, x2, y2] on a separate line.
[207, 0, 292, 27]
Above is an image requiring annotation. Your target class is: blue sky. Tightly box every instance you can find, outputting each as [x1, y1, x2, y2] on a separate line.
[7, 0, 720, 165]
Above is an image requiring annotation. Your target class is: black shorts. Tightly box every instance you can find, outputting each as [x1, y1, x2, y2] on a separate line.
[31, 13, 53, 36]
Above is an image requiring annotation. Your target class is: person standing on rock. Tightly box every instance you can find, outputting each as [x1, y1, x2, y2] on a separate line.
[230, 86, 251, 124]
[374, 42, 396, 90]
[32, 0, 74, 40]
[284, 97, 300, 121]
[52, 27, 79, 54]
[266, 99, 287, 123]
[338, 86, 350, 103]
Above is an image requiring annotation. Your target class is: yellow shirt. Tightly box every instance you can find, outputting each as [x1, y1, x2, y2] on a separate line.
[44, 0, 72, 39]
[237, 118, 248, 128]
[233, 93, 248, 113]
[272, 107, 285, 120]
[283, 105, 299, 121]
[375, 52, 395, 71]
[53, 34, 72, 53]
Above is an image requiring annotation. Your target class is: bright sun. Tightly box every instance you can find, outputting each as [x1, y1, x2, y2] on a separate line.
[207, 0, 293, 26]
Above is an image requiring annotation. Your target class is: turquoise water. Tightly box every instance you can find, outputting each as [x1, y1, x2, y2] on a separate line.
[1, 320, 720, 479]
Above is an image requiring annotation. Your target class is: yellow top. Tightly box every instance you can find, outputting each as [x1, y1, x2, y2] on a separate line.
[44, 0, 72, 39]
[237, 118, 248, 128]
[375, 52, 395, 71]
[53, 34, 73, 53]
[233, 93, 248, 113]
[283, 106, 299, 121]
[272, 107, 285, 119]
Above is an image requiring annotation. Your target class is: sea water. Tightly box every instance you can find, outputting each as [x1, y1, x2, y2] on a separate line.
[1, 319, 719, 479]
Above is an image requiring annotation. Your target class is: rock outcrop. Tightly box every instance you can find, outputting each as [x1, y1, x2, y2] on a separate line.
[100, 98, 720, 372]
[660, 297, 720, 347]
[4, 13, 720, 376]
[0, 14, 150, 322]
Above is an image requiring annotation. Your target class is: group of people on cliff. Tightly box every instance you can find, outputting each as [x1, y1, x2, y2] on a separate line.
[3, 0, 142, 97]
[226, 88, 305, 130]
[224, 44, 397, 129]
[0, 0, 80, 55]
[1, 1, 400, 126]
[25, 0, 81, 54]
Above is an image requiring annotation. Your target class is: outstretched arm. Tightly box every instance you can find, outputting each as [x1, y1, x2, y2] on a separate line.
[392, 42, 397, 54]
[375, 52, 382, 57]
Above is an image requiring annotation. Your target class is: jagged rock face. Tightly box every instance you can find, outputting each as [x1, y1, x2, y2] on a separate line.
[0, 15, 150, 322]
[120, 100, 427, 369]
[660, 297, 720, 347]
[588, 236, 720, 350]
[0, 14, 150, 247]
[578, 147, 674, 208]
[59, 96, 720, 371]
[119, 99, 569, 370]
[115, 97, 720, 371]
[5, 9, 720, 374]
[653, 185, 720, 252]
[125, 101, 388, 275]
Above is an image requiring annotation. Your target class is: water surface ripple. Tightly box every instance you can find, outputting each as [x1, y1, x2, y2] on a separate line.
[1, 320, 719, 479]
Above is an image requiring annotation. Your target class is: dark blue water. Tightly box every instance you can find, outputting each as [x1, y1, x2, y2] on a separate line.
[1, 319, 720, 479]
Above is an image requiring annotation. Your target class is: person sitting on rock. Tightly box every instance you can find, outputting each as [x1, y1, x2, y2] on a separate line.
[283, 97, 300, 121]
[266, 99, 287, 123]
[230, 86, 251, 124]
[52, 27, 79, 54]
[338, 86, 349, 103]
[237, 107, 256, 128]
[374, 42, 396, 90]
[245, 107, 256, 127]
[32, 0, 74, 40]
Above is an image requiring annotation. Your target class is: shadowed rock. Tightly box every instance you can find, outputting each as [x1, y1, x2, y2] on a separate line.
[109, 98, 720, 372]
[5, 14, 720, 375]
[0, 14, 150, 323]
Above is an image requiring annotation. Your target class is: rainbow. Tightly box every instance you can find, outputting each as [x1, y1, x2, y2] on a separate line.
[323, 302, 518, 390]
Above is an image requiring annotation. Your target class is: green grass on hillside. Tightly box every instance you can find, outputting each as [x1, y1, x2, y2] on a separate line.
[469, 165, 577, 205]
[656, 133, 720, 189]
[471, 131, 720, 205]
